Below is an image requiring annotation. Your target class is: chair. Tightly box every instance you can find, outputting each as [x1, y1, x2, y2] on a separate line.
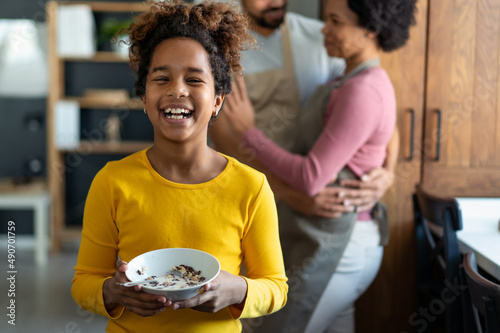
[413, 184, 466, 333]
[463, 252, 500, 333]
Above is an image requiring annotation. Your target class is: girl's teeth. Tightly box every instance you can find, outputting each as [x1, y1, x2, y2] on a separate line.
[162, 108, 192, 119]
[165, 108, 190, 114]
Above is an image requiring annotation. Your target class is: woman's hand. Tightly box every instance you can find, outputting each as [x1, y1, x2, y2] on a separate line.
[281, 186, 348, 218]
[281, 167, 394, 217]
[338, 167, 394, 212]
[103, 261, 169, 317]
[170, 270, 247, 313]
[223, 75, 256, 137]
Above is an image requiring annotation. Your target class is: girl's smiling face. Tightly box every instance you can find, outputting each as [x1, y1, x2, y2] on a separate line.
[143, 38, 224, 144]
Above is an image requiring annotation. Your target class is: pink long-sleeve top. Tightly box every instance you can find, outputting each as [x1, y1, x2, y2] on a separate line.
[242, 67, 396, 197]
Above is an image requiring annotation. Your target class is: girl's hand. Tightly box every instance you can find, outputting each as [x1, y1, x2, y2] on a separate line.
[170, 270, 247, 313]
[103, 261, 169, 317]
[224, 75, 256, 137]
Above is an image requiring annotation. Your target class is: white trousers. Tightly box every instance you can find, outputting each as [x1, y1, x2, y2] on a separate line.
[303, 220, 384, 333]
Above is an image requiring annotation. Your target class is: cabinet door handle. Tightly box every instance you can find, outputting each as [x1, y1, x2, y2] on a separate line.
[435, 109, 442, 161]
[407, 108, 415, 161]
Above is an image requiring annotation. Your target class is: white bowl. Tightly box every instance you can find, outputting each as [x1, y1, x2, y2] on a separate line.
[125, 248, 220, 301]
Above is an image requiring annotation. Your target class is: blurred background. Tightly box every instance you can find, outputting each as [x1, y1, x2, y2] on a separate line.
[0, 1, 318, 332]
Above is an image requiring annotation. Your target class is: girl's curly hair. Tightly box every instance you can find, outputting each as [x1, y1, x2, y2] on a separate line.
[348, 0, 417, 52]
[127, 0, 252, 97]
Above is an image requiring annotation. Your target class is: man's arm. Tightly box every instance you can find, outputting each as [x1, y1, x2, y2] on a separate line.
[210, 80, 399, 217]
[251, 159, 354, 218]
[210, 113, 358, 218]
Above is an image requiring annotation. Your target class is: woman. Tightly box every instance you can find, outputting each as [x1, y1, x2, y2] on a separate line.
[71, 1, 288, 332]
[224, 0, 416, 332]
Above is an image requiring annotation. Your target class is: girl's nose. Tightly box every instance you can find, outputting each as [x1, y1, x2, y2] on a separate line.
[166, 81, 188, 98]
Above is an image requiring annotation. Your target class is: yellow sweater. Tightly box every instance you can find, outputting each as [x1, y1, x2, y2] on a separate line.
[72, 150, 288, 332]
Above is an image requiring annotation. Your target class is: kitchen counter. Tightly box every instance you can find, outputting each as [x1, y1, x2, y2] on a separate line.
[456, 198, 500, 281]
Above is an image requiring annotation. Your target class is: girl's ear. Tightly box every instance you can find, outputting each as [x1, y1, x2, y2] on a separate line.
[141, 95, 148, 114]
[213, 94, 225, 117]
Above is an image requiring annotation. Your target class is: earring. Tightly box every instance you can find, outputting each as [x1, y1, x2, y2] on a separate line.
[212, 110, 218, 117]
[144, 109, 147, 114]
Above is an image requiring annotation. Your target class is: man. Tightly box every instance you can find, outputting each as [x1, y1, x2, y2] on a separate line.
[209, 0, 398, 332]
[211, 0, 397, 216]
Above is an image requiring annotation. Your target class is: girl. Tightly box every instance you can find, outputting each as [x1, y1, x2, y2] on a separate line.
[71, 1, 288, 332]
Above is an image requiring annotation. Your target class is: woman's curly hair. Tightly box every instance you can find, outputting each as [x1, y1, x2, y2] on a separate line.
[348, 0, 417, 52]
[127, 0, 252, 97]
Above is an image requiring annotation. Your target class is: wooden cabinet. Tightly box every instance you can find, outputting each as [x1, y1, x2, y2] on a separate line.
[423, 0, 500, 197]
[355, 0, 500, 331]
[46, 1, 150, 252]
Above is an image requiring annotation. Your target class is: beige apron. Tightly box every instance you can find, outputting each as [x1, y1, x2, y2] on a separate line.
[244, 18, 301, 152]
[250, 58, 389, 333]
[241, 21, 305, 332]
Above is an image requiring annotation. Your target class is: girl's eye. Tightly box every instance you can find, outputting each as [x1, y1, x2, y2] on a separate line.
[153, 77, 169, 82]
[187, 78, 203, 83]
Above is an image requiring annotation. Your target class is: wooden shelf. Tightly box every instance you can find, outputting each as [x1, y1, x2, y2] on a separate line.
[47, 1, 150, 254]
[57, 1, 150, 12]
[65, 96, 143, 110]
[0, 178, 47, 195]
[62, 51, 129, 63]
[58, 226, 84, 249]
[61, 141, 151, 154]
[58, 225, 83, 238]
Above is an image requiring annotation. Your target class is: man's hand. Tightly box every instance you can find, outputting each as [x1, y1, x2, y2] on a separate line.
[338, 167, 394, 212]
[284, 167, 394, 217]
[223, 75, 256, 136]
[288, 186, 354, 218]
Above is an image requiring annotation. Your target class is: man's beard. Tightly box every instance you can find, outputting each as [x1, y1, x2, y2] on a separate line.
[247, 4, 287, 30]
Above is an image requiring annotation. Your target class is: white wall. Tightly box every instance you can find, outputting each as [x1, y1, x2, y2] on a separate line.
[288, 0, 320, 19]
[213, 0, 321, 20]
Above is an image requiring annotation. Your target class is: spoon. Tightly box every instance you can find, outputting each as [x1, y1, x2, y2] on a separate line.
[116, 278, 160, 287]
[117, 270, 183, 287]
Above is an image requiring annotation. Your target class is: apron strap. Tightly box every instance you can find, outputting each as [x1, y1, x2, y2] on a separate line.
[281, 17, 296, 78]
[333, 57, 381, 88]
